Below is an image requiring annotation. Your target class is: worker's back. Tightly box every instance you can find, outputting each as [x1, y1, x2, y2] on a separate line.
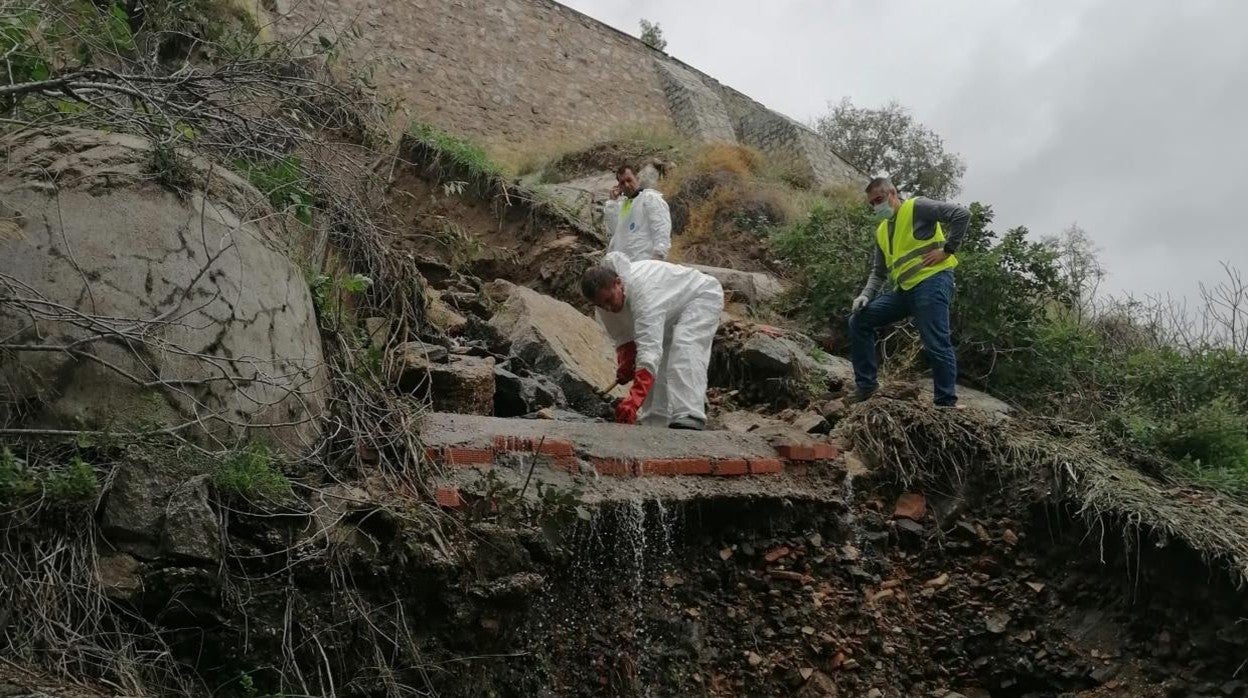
[596, 252, 721, 347]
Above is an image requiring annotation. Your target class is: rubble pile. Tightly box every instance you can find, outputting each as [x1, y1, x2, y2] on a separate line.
[530, 482, 1248, 697]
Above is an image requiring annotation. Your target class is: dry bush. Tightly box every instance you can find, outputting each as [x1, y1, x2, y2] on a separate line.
[841, 399, 1248, 587]
[665, 143, 810, 271]
[504, 121, 687, 181]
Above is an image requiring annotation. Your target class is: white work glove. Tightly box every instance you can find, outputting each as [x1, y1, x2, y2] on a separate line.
[851, 295, 870, 313]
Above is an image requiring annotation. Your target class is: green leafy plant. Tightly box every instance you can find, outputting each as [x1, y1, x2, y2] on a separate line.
[237, 156, 316, 225]
[639, 19, 667, 51]
[0, 448, 97, 508]
[310, 271, 372, 330]
[213, 445, 290, 501]
[0, 447, 39, 504]
[45, 455, 98, 504]
[1, 11, 50, 83]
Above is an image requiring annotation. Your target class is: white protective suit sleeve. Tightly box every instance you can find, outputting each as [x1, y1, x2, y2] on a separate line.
[630, 282, 668, 375]
[602, 198, 622, 247]
[641, 190, 672, 260]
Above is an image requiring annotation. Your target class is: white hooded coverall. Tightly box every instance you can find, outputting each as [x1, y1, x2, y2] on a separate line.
[596, 252, 724, 426]
[603, 189, 672, 262]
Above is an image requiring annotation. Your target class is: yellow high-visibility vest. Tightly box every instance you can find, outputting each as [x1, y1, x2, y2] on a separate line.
[875, 198, 958, 291]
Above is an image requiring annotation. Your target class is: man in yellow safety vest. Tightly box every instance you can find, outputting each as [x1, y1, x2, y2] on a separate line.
[848, 177, 970, 408]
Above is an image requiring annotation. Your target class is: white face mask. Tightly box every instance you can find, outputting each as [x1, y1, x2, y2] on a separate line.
[872, 201, 894, 220]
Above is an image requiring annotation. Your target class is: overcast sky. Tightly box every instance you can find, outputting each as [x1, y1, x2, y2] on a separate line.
[562, 0, 1248, 303]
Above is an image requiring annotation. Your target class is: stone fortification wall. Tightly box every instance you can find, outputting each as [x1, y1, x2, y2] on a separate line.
[274, 0, 863, 185]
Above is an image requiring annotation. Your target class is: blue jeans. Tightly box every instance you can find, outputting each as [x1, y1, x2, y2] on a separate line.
[847, 270, 958, 406]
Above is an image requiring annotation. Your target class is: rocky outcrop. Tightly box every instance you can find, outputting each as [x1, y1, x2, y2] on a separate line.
[486, 280, 622, 412]
[0, 128, 327, 455]
[102, 461, 220, 563]
[494, 364, 565, 417]
[688, 264, 788, 306]
[392, 342, 495, 414]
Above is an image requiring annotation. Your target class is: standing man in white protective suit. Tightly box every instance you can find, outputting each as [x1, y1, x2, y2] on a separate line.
[603, 164, 671, 262]
[582, 251, 724, 430]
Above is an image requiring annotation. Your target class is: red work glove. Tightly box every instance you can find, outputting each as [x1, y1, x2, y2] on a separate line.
[614, 368, 654, 425]
[615, 341, 637, 384]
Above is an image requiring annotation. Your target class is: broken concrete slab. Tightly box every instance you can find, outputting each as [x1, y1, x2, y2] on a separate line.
[438, 454, 844, 509]
[421, 412, 777, 463]
[792, 411, 830, 434]
[391, 340, 450, 393]
[716, 410, 790, 434]
[486, 280, 624, 412]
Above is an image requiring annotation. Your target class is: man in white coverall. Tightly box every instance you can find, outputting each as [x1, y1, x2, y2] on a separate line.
[603, 164, 671, 262]
[582, 251, 724, 430]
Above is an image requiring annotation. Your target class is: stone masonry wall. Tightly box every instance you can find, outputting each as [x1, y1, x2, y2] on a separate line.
[273, 0, 863, 186]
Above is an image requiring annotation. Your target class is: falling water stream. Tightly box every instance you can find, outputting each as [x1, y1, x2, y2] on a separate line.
[536, 495, 685, 692]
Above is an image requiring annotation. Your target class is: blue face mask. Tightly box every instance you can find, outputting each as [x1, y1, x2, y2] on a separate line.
[872, 201, 894, 220]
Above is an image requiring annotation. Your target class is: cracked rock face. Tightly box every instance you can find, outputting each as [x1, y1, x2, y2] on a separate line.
[0, 128, 327, 455]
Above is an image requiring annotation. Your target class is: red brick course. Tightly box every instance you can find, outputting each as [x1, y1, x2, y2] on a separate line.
[777, 443, 840, 462]
[434, 486, 465, 509]
[812, 443, 840, 460]
[776, 444, 816, 461]
[749, 458, 784, 475]
[443, 447, 494, 467]
[588, 456, 636, 476]
[713, 458, 750, 476]
[492, 435, 575, 457]
[638, 458, 712, 476]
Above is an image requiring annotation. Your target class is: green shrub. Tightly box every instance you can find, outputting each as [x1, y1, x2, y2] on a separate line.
[213, 446, 290, 501]
[237, 156, 315, 225]
[0, 448, 97, 508]
[770, 199, 875, 324]
[45, 455, 98, 503]
[0, 447, 39, 504]
[1, 10, 50, 83]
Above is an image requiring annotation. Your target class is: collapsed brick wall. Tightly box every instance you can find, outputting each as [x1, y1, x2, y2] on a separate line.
[273, 0, 864, 186]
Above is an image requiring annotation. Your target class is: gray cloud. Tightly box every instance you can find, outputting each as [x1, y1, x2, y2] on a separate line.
[562, 0, 1248, 302]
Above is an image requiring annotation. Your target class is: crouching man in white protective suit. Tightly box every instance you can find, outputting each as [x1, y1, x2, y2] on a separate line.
[582, 251, 724, 430]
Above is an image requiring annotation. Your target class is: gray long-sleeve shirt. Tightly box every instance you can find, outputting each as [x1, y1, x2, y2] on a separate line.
[860, 197, 972, 299]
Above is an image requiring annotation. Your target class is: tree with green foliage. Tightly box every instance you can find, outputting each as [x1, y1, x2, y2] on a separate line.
[815, 98, 966, 199]
[639, 19, 666, 51]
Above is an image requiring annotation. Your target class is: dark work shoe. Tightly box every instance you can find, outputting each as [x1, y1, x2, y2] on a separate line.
[668, 415, 706, 431]
[845, 389, 878, 405]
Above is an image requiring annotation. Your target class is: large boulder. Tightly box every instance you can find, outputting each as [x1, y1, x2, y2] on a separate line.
[688, 264, 788, 306]
[485, 280, 622, 412]
[0, 128, 327, 455]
